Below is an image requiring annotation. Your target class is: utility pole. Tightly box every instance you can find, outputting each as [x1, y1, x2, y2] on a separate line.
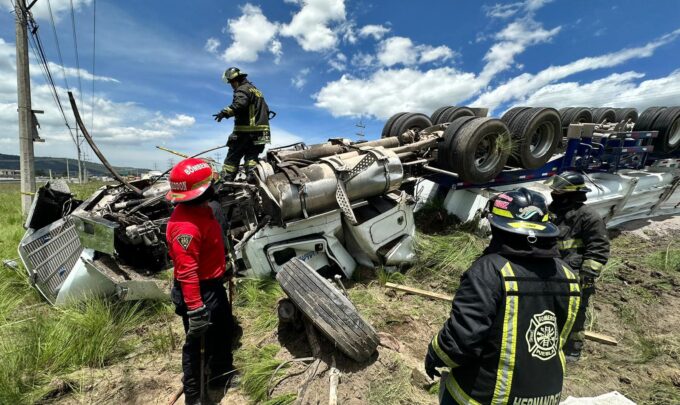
[15, 0, 35, 216]
[66, 158, 70, 181]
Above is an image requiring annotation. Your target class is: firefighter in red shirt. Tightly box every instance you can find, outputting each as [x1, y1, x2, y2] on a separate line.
[166, 158, 234, 404]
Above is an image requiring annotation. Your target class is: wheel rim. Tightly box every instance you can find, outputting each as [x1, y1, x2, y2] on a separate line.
[668, 119, 680, 147]
[474, 132, 502, 172]
[529, 122, 555, 157]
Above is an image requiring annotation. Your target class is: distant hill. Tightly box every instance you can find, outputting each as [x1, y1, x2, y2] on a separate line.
[0, 153, 149, 177]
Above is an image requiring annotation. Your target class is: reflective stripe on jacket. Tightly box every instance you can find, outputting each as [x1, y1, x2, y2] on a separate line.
[430, 253, 580, 404]
[550, 203, 609, 275]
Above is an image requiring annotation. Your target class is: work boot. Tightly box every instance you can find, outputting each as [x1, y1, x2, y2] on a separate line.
[563, 339, 583, 363]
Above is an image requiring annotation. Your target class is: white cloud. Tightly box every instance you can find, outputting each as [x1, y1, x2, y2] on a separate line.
[0, 0, 91, 22]
[314, 68, 482, 119]
[479, 19, 561, 81]
[222, 3, 279, 63]
[46, 62, 119, 83]
[484, 0, 553, 19]
[328, 53, 347, 71]
[291, 68, 311, 89]
[517, 70, 680, 111]
[377, 37, 455, 67]
[280, 0, 346, 52]
[269, 39, 283, 64]
[351, 52, 375, 68]
[377, 37, 417, 66]
[165, 114, 196, 128]
[474, 28, 680, 111]
[419, 45, 455, 64]
[204, 37, 220, 54]
[358, 24, 390, 40]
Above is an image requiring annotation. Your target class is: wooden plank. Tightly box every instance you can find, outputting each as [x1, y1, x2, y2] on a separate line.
[585, 331, 618, 346]
[385, 282, 453, 301]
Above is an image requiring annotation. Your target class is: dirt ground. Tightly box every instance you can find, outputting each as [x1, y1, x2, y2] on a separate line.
[49, 216, 680, 405]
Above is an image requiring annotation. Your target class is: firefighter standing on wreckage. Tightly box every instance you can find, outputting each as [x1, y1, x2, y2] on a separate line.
[166, 158, 235, 404]
[425, 187, 580, 405]
[547, 171, 610, 362]
[213, 67, 272, 183]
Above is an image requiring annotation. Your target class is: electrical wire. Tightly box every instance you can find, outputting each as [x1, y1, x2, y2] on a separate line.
[90, 0, 96, 133]
[45, 0, 69, 90]
[68, 0, 84, 111]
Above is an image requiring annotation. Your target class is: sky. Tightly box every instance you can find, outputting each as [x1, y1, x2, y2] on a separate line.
[1, 0, 679, 170]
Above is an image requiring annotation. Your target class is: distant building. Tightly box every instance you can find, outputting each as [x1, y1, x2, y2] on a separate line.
[0, 169, 20, 178]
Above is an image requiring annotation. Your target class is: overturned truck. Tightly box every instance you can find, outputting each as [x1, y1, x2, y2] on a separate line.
[18, 102, 680, 361]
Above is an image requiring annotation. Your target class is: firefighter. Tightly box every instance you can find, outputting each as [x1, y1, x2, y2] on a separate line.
[425, 187, 581, 405]
[213, 67, 271, 182]
[547, 171, 610, 362]
[166, 158, 235, 404]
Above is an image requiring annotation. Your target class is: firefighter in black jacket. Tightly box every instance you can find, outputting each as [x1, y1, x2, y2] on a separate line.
[213, 67, 271, 182]
[547, 171, 610, 362]
[425, 187, 581, 405]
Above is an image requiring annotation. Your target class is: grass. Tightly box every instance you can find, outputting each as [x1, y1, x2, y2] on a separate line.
[0, 182, 165, 403]
[234, 278, 285, 338]
[645, 242, 680, 273]
[234, 344, 290, 403]
[407, 232, 485, 293]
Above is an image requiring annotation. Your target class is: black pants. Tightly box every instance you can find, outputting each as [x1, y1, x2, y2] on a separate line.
[172, 279, 234, 403]
[223, 133, 266, 176]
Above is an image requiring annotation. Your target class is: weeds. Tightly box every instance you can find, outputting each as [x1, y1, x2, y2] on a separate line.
[234, 344, 290, 403]
[645, 243, 680, 273]
[234, 278, 284, 337]
[408, 232, 484, 293]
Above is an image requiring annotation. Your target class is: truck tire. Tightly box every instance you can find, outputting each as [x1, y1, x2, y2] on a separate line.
[390, 113, 432, 137]
[561, 107, 592, 125]
[447, 117, 511, 184]
[651, 107, 680, 154]
[501, 106, 531, 127]
[635, 107, 666, 131]
[276, 258, 379, 362]
[381, 112, 407, 138]
[436, 106, 475, 124]
[591, 108, 617, 124]
[614, 108, 638, 123]
[507, 107, 561, 169]
[430, 106, 452, 124]
[437, 115, 477, 171]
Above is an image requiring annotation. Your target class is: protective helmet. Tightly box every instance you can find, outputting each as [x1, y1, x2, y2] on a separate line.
[222, 67, 247, 83]
[546, 171, 591, 193]
[165, 158, 214, 203]
[488, 187, 559, 237]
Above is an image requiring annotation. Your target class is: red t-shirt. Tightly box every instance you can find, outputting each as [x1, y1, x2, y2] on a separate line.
[166, 203, 226, 310]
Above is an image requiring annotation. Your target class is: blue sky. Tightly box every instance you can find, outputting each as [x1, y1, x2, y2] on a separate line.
[1, 0, 679, 169]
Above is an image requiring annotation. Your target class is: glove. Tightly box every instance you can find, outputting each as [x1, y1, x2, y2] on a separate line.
[213, 110, 230, 122]
[187, 305, 211, 339]
[425, 345, 444, 379]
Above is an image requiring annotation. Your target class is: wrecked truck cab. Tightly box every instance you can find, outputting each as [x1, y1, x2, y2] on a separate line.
[18, 180, 172, 305]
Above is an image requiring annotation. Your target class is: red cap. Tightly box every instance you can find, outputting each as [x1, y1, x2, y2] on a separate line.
[165, 158, 214, 203]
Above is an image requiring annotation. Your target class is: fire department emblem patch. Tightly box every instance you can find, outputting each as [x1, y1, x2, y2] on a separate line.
[525, 310, 558, 361]
[176, 234, 193, 250]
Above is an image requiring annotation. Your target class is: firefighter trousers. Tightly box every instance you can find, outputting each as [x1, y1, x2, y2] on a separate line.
[569, 277, 595, 344]
[172, 279, 234, 403]
[223, 132, 266, 178]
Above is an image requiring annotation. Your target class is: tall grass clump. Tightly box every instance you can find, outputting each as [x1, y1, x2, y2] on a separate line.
[234, 278, 284, 336]
[408, 232, 485, 292]
[234, 344, 290, 403]
[646, 243, 680, 273]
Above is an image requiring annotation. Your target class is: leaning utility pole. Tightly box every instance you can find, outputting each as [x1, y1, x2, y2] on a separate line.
[15, 0, 35, 216]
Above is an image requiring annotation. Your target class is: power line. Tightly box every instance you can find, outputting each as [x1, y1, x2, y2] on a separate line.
[45, 0, 69, 90]
[68, 0, 84, 110]
[90, 0, 96, 132]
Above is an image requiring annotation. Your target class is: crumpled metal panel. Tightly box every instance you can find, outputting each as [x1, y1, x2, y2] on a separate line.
[18, 217, 83, 304]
